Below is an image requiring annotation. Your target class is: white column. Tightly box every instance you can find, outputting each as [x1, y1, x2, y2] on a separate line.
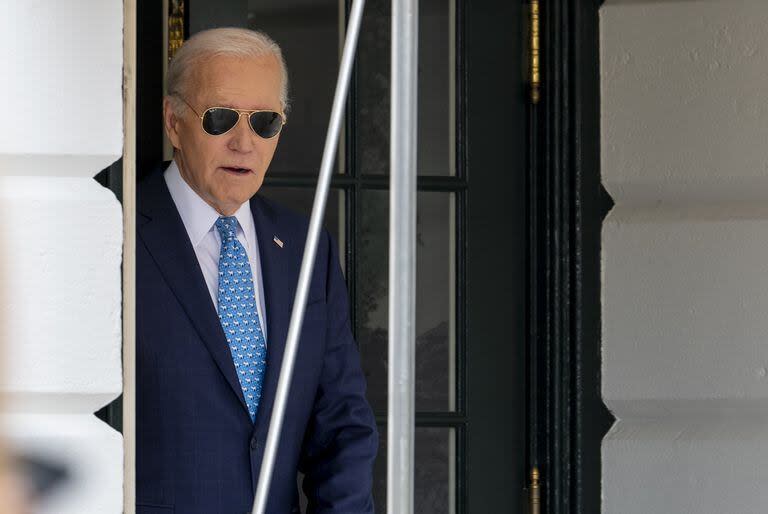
[601, 1, 768, 513]
[0, 1, 124, 513]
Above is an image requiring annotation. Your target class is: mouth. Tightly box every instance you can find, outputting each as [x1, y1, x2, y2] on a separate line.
[220, 166, 253, 175]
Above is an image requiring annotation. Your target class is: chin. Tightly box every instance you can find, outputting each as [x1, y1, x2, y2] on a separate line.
[220, 193, 251, 207]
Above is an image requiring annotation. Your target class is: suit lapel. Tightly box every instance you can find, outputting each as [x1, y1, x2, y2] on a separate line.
[250, 195, 300, 438]
[138, 170, 249, 414]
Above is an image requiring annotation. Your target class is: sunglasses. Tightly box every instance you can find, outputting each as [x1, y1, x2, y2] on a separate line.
[178, 96, 287, 139]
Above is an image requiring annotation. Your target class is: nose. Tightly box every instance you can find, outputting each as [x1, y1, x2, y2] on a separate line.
[226, 113, 255, 153]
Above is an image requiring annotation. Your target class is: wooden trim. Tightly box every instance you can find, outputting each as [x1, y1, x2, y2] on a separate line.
[123, 0, 137, 512]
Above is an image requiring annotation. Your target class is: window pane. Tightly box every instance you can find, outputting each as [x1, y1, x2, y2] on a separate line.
[247, 0, 346, 174]
[258, 186, 345, 267]
[373, 427, 456, 513]
[358, 191, 456, 412]
[357, 0, 455, 175]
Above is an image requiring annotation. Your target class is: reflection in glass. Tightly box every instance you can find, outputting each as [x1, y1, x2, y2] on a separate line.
[247, 0, 344, 174]
[358, 191, 456, 412]
[357, 0, 455, 175]
[373, 428, 456, 513]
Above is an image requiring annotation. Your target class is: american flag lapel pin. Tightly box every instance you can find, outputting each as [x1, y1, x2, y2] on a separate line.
[273, 236, 284, 248]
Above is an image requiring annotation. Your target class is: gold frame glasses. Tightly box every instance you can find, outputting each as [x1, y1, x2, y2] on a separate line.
[178, 96, 287, 139]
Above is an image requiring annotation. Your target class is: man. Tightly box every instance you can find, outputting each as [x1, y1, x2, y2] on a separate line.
[136, 28, 378, 514]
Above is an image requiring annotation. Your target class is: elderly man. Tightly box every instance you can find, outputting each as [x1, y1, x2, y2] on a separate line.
[136, 28, 378, 514]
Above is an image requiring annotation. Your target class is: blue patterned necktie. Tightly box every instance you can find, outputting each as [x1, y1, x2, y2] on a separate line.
[215, 216, 267, 422]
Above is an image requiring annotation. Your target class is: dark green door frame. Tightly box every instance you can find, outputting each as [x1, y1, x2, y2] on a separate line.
[529, 0, 613, 513]
[464, 0, 529, 514]
[464, 0, 527, 511]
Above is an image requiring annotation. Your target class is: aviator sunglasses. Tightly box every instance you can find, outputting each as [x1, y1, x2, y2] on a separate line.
[178, 96, 287, 139]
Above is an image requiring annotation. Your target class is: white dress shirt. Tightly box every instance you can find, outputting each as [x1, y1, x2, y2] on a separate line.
[164, 160, 268, 341]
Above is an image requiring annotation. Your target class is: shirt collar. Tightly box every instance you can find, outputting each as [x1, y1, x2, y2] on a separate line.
[164, 160, 255, 248]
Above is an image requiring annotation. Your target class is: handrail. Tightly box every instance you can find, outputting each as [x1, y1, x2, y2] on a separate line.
[250, 0, 368, 511]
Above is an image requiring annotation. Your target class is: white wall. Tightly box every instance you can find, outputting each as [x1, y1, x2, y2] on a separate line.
[0, 1, 124, 513]
[601, 1, 768, 513]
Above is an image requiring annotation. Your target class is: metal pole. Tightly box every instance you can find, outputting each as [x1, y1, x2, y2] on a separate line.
[250, 0, 367, 511]
[388, 0, 417, 511]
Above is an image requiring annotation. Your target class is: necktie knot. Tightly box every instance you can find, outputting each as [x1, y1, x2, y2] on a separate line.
[215, 216, 238, 242]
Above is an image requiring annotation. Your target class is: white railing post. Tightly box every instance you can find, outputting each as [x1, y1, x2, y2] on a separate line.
[251, 0, 420, 510]
[388, 0, 418, 512]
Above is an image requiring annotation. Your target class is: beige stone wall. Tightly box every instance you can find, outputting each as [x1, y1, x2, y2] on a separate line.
[601, 1, 768, 513]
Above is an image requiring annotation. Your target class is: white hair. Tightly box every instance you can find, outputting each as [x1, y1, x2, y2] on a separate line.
[167, 27, 290, 115]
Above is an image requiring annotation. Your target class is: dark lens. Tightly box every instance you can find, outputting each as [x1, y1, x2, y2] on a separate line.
[249, 111, 283, 138]
[202, 108, 239, 135]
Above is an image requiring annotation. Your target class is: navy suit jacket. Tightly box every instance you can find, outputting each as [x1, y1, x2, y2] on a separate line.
[136, 167, 378, 514]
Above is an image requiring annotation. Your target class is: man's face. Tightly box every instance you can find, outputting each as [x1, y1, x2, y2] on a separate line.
[164, 54, 283, 215]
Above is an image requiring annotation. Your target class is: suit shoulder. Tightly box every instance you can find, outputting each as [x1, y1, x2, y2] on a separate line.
[136, 163, 174, 223]
[136, 163, 171, 201]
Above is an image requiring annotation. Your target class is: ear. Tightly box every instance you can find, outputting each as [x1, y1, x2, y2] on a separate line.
[163, 97, 183, 149]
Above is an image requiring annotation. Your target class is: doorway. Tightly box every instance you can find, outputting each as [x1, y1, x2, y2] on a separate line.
[136, 0, 529, 511]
